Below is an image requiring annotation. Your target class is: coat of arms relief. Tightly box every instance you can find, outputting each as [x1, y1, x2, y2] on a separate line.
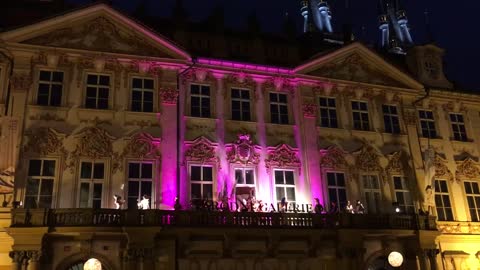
[226, 134, 260, 165]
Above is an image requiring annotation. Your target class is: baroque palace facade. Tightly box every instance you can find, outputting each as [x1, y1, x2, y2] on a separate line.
[0, 3, 479, 270]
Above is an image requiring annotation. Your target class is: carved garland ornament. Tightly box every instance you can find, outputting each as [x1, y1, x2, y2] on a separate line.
[320, 146, 348, 170]
[265, 144, 301, 172]
[455, 158, 480, 180]
[71, 127, 115, 159]
[185, 137, 218, 164]
[385, 151, 403, 176]
[24, 127, 64, 155]
[355, 146, 383, 172]
[434, 155, 455, 183]
[226, 134, 260, 165]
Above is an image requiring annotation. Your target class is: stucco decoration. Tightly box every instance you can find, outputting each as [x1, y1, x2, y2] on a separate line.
[355, 145, 383, 172]
[10, 72, 32, 90]
[0, 167, 14, 195]
[160, 87, 179, 104]
[226, 134, 260, 165]
[224, 73, 255, 89]
[24, 127, 65, 155]
[302, 103, 317, 118]
[320, 146, 348, 170]
[455, 157, 480, 180]
[385, 151, 403, 176]
[72, 127, 115, 158]
[23, 17, 171, 58]
[403, 109, 417, 126]
[434, 155, 455, 183]
[307, 53, 406, 88]
[185, 137, 218, 164]
[437, 223, 461, 234]
[265, 144, 301, 172]
[122, 132, 161, 160]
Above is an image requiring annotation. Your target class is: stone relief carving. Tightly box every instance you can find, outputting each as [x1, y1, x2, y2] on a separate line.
[10, 72, 32, 90]
[24, 127, 65, 156]
[434, 155, 455, 183]
[355, 145, 383, 172]
[114, 132, 161, 173]
[29, 112, 65, 122]
[455, 157, 480, 180]
[226, 134, 260, 165]
[185, 137, 218, 164]
[0, 167, 14, 197]
[160, 87, 179, 104]
[24, 17, 171, 58]
[437, 223, 461, 234]
[265, 144, 301, 172]
[302, 102, 317, 118]
[319, 146, 348, 170]
[403, 109, 417, 126]
[385, 151, 403, 176]
[308, 53, 405, 88]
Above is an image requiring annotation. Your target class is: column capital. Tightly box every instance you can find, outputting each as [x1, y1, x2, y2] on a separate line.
[9, 251, 25, 264]
[302, 103, 318, 119]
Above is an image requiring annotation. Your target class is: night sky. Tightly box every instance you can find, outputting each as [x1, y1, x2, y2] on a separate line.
[69, 0, 480, 91]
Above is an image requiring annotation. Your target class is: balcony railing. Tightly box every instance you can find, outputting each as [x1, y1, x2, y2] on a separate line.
[10, 208, 437, 230]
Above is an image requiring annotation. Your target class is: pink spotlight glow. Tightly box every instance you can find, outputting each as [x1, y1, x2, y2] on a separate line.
[198, 58, 292, 75]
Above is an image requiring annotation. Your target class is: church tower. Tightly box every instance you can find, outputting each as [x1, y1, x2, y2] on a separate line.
[377, 0, 413, 53]
[300, 0, 333, 34]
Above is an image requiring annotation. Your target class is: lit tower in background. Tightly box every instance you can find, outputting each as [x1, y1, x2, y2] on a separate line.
[300, 0, 310, 33]
[316, 0, 333, 33]
[378, 0, 413, 53]
[300, 0, 333, 34]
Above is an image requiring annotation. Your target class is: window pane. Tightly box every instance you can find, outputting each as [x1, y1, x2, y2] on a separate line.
[141, 181, 152, 199]
[128, 181, 139, 197]
[28, 160, 42, 176]
[79, 183, 90, 208]
[275, 171, 284, 184]
[52, 71, 63, 82]
[129, 163, 140, 178]
[191, 184, 201, 199]
[42, 160, 56, 176]
[80, 162, 92, 179]
[99, 75, 110, 86]
[39, 71, 51, 81]
[203, 184, 213, 199]
[26, 178, 39, 196]
[286, 187, 296, 201]
[93, 183, 102, 200]
[38, 196, 52, 208]
[276, 187, 285, 201]
[141, 163, 153, 179]
[327, 173, 336, 186]
[245, 170, 254, 185]
[144, 79, 154, 89]
[235, 169, 244, 184]
[40, 179, 54, 196]
[87, 74, 97, 85]
[203, 167, 212, 181]
[191, 166, 201, 181]
[93, 163, 104, 179]
[337, 173, 345, 186]
[285, 171, 294, 185]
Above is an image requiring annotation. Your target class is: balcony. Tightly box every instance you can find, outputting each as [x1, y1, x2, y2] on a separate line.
[10, 208, 437, 231]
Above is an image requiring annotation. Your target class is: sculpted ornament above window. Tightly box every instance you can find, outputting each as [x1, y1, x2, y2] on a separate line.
[71, 126, 115, 159]
[265, 144, 301, 171]
[355, 145, 383, 172]
[123, 133, 161, 160]
[385, 151, 403, 176]
[226, 134, 260, 165]
[320, 146, 348, 170]
[455, 157, 480, 180]
[184, 137, 218, 164]
[24, 127, 65, 156]
[11, 72, 32, 90]
[434, 155, 455, 183]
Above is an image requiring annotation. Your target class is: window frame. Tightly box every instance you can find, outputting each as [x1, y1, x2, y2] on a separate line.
[188, 164, 215, 201]
[463, 181, 480, 222]
[129, 76, 156, 113]
[36, 69, 65, 107]
[361, 174, 382, 214]
[77, 159, 108, 208]
[418, 109, 438, 139]
[318, 96, 338, 128]
[434, 179, 454, 221]
[230, 87, 252, 121]
[449, 113, 468, 142]
[382, 104, 401, 134]
[189, 83, 212, 118]
[233, 167, 257, 201]
[351, 100, 370, 131]
[24, 159, 58, 209]
[268, 91, 290, 125]
[325, 171, 347, 209]
[84, 73, 112, 110]
[273, 169, 297, 204]
[126, 160, 155, 209]
[391, 176, 414, 214]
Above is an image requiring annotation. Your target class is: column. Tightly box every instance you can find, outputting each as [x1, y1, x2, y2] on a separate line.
[213, 73, 228, 199]
[426, 249, 439, 270]
[9, 251, 23, 270]
[26, 251, 41, 270]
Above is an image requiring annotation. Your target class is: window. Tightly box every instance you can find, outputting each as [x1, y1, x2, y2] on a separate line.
[274, 170, 295, 203]
[449, 113, 467, 141]
[362, 175, 381, 214]
[190, 84, 211, 118]
[131, 78, 154, 112]
[464, 181, 480, 222]
[79, 161, 105, 208]
[127, 162, 153, 209]
[393, 176, 414, 213]
[319, 97, 338, 128]
[25, 159, 55, 208]
[231, 88, 251, 121]
[190, 165, 213, 200]
[234, 168, 255, 200]
[434, 179, 453, 221]
[419, 110, 437, 138]
[383, 105, 400, 134]
[351, 101, 369, 131]
[327, 172, 346, 209]
[37, 70, 63, 106]
[270, 92, 289, 124]
[85, 74, 109, 109]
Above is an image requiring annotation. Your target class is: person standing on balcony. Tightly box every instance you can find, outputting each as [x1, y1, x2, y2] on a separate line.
[355, 200, 365, 214]
[280, 197, 288, 213]
[137, 195, 150, 209]
[113, 195, 125, 209]
[328, 202, 339, 214]
[345, 200, 354, 214]
[314, 198, 324, 214]
[174, 197, 182, 211]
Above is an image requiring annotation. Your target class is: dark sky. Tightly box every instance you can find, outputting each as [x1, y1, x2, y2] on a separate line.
[70, 0, 480, 91]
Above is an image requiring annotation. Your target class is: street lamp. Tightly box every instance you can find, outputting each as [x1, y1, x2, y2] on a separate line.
[84, 258, 102, 270]
[388, 251, 404, 267]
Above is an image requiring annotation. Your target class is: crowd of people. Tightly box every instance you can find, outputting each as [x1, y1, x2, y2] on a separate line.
[313, 198, 366, 214]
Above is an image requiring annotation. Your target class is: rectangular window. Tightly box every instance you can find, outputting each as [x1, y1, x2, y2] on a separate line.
[131, 78, 154, 112]
[190, 165, 213, 200]
[319, 97, 338, 128]
[25, 159, 55, 208]
[327, 172, 346, 209]
[352, 101, 370, 131]
[274, 170, 295, 203]
[231, 88, 251, 121]
[234, 168, 255, 200]
[127, 162, 153, 209]
[85, 74, 110, 109]
[362, 175, 381, 214]
[79, 161, 105, 208]
[190, 84, 211, 118]
[450, 113, 467, 141]
[393, 176, 414, 213]
[383, 105, 400, 134]
[419, 110, 437, 138]
[434, 179, 453, 221]
[270, 92, 289, 124]
[37, 70, 63, 106]
[464, 181, 480, 222]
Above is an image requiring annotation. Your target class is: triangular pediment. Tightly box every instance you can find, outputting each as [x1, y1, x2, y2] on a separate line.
[0, 4, 190, 60]
[295, 43, 423, 90]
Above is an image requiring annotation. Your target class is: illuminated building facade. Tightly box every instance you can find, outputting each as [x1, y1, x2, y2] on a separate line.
[0, 2, 479, 270]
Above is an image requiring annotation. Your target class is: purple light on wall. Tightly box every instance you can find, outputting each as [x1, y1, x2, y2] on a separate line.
[198, 58, 292, 75]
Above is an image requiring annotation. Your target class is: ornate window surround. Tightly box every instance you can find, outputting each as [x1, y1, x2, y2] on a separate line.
[81, 70, 115, 110]
[23, 158, 60, 209]
[266, 91, 292, 125]
[226, 87, 255, 122]
[317, 96, 339, 128]
[76, 158, 110, 208]
[350, 99, 371, 131]
[31, 67, 68, 107]
[127, 74, 158, 113]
